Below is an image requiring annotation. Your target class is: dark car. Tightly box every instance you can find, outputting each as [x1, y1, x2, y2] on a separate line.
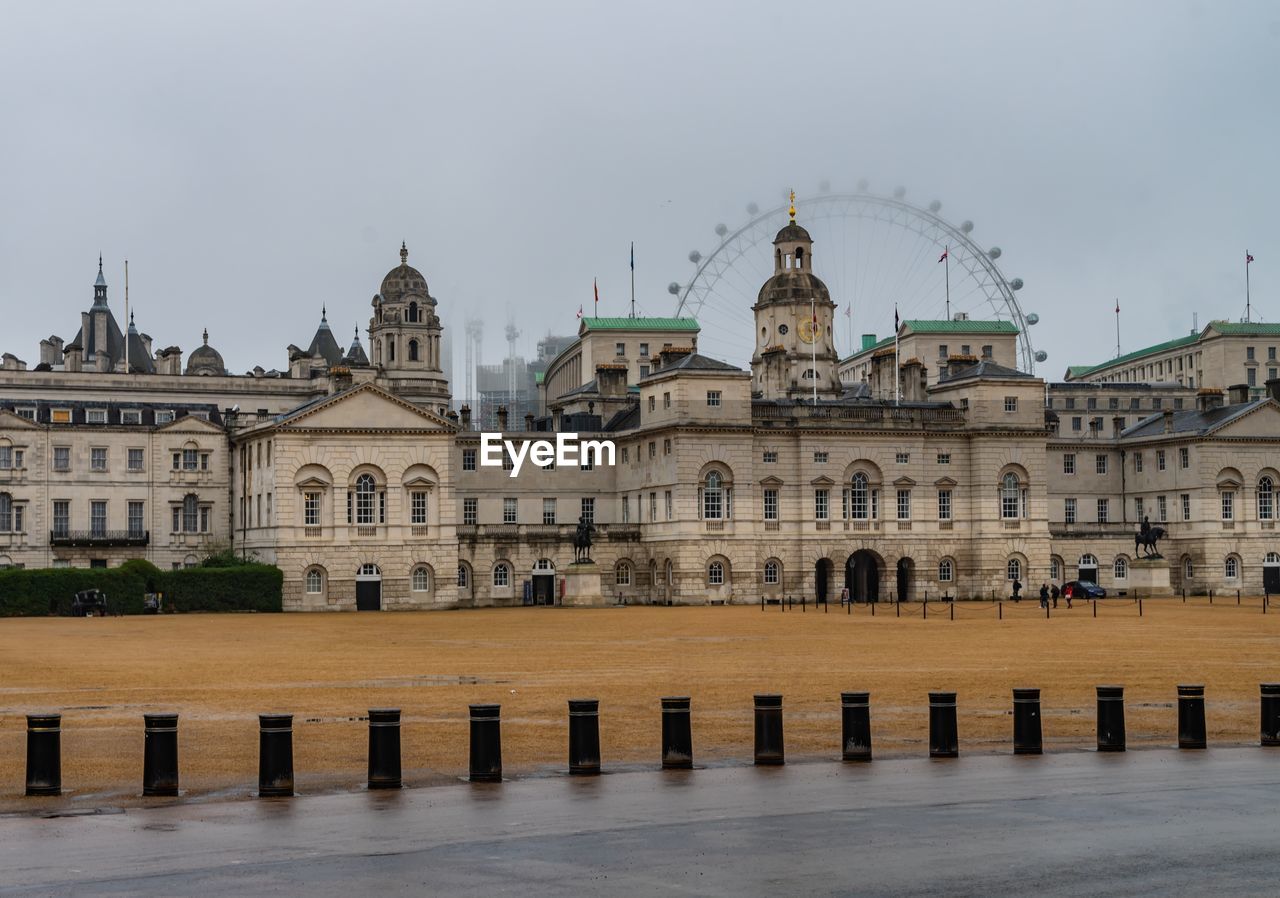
[71, 589, 108, 617]
[1061, 580, 1106, 599]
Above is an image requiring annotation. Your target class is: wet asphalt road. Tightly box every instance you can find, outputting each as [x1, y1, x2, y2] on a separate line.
[2, 748, 1278, 896]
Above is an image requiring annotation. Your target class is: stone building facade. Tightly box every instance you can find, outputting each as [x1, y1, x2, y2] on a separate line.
[3, 222, 1278, 604]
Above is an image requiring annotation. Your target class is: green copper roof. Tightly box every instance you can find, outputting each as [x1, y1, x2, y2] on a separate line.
[902, 319, 1019, 334]
[580, 317, 700, 332]
[1205, 321, 1280, 336]
[534, 371, 545, 385]
[1068, 333, 1199, 379]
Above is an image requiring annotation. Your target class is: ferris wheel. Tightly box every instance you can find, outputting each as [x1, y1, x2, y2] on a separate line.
[669, 183, 1044, 373]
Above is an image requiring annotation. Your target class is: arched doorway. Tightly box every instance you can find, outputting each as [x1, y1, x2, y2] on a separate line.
[1264, 552, 1280, 595]
[356, 563, 382, 611]
[815, 558, 833, 603]
[896, 558, 914, 602]
[1078, 553, 1099, 584]
[845, 550, 882, 603]
[532, 558, 556, 605]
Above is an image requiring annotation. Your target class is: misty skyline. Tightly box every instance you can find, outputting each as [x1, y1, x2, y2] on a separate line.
[2, 0, 1277, 383]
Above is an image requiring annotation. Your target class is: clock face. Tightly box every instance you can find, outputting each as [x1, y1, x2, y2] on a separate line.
[797, 318, 817, 344]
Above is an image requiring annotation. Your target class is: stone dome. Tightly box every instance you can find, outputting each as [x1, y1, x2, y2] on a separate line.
[379, 242, 435, 305]
[757, 270, 831, 306]
[773, 221, 812, 244]
[185, 329, 227, 376]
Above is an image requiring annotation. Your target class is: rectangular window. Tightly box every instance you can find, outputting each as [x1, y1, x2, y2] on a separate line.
[90, 447, 108, 471]
[1063, 453, 1075, 475]
[650, 492, 657, 522]
[1247, 346, 1256, 361]
[410, 491, 428, 525]
[1071, 417, 1082, 432]
[182, 448, 198, 471]
[155, 410, 174, 424]
[1095, 454, 1108, 475]
[51, 408, 72, 424]
[1097, 498, 1109, 523]
[1157, 450, 1166, 471]
[639, 343, 649, 357]
[763, 450, 778, 463]
[664, 490, 672, 520]
[53, 500, 69, 537]
[1221, 491, 1234, 521]
[461, 448, 476, 471]
[936, 452, 950, 465]
[304, 492, 321, 527]
[503, 497, 517, 524]
[581, 452, 594, 471]
[463, 497, 477, 525]
[1134, 497, 1144, 521]
[649, 441, 656, 459]
[814, 488, 829, 521]
[1109, 397, 1119, 410]
[1157, 494, 1168, 521]
[706, 390, 722, 407]
[501, 449, 514, 472]
[1133, 452, 1143, 473]
[895, 452, 909, 464]
[937, 489, 952, 521]
[90, 500, 107, 536]
[938, 344, 948, 358]
[1064, 498, 1077, 524]
[118, 409, 140, 425]
[1181, 493, 1191, 521]
[764, 488, 779, 521]
[639, 364, 649, 377]
[1179, 447, 1189, 469]
[0, 447, 9, 469]
[663, 391, 671, 409]
[1087, 398, 1097, 411]
[1003, 397, 1017, 413]
[813, 451, 828, 464]
[982, 344, 993, 359]
[127, 448, 145, 471]
[1065, 397, 1076, 410]
[86, 408, 107, 424]
[621, 495, 630, 523]
[896, 489, 911, 520]
[663, 439, 671, 455]
[648, 396, 656, 412]
[16, 407, 35, 421]
[615, 342, 625, 356]
[542, 498, 557, 525]
[127, 501, 144, 538]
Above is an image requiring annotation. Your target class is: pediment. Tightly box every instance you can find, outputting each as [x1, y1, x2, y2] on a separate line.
[402, 475, 437, 489]
[893, 476, 917, 487]
[279, 383, 454, 432]
[934, 476, 958, 487]
[758, 475, 784, 487]
[0, 409, 38, 430]
[1209, 401, 1280, 440]
[810, 474, 836, 486]
[155, 414, 224, 435]
[294, 476, 332, 489]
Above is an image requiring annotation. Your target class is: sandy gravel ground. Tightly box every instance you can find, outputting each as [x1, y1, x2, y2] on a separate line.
[1, 599, 1276, 810]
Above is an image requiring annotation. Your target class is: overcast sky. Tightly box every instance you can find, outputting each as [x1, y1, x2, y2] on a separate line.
[2, 0, 1277, 383]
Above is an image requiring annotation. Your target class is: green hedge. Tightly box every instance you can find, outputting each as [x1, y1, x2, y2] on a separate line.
[0, 561, 282, 616]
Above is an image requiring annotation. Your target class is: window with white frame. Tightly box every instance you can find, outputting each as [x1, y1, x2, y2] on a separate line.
[305, 568, 324, 593]
[503, 497, 517, 524]
[1225, 556, 1239, 579]
[938, 558, 954, 582]
[1000, 472, 1021, 519]
[1003, 396, 1018, 413]
[708, 560, 724, 585]
[615, 561, 632, 586]
[1064, 497, 1077, 524]
[703, 471, 725, 519]
[1157, 449, 1166, 471]
[1181, 493, 1191, 521]
[91, 447, 108, 471]
[1134, 452, 1143, 473]
[1184, 556, 1194, 579]
[763, 488, 778, 521]
[1258, 476, 1275, 520]
[457, 565, 470, 589]
[90, 500, 107, 536]
[763, 560, 780, 585]
[542, 498, 556, 525]
[650, 492, 657, 522]
[814, 488, 829, 520]
[127, 501, 144, 538]
[493, 563, 510, 587]
[937, 489, 952, 521]
[1007, 558, 1022, 581]
[1095, 454, 1108, 475]
[850, 473, 869, 520]
[462, 497, 477, 525]
[411, 566, 431, 592]
[86, 408, 107, 424]
[581, 497, 595, 524]
[462, 448, 476, 471]
[895, 452, 909, 464]
[936, 452, 951, 465]
[1050, 557, 1061, 580]
[1180, 447, 1190, 469]
[1134, 497, 1144, 521]
[762, 450, 778, 463]
[896, 489, 911, 520]
[1221, 490, 1235, 521]
[664, 490, 672, 520]
[813, 451, 828, 464]
[1097, 498, 1110, 523]
[706, 390, 721, 407]
[1114, 557, 1128, 580]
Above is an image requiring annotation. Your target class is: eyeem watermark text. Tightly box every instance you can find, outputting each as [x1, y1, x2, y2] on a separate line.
[480, 432, 616, 477]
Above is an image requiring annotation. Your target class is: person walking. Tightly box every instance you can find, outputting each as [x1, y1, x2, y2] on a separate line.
[1051, 583, 1060, 609]
[1012, 578, 1023, 602]
[1039, 583, 1050, 610]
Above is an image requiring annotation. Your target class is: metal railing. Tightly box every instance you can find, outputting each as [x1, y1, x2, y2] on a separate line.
[50, 530, 149, 547]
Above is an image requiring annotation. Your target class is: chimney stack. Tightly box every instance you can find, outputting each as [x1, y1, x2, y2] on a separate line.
[1267, 378, 1280, 404]
[459, 404, 471, 429]
[1162, 408, 1174, 433]
[1226, 383, 1250, 406]
[524, 413, 535, 430]
[1112, 415, 1126, 437]
[1196, 389, 1224, 413]
[63, 342, 83, 373]
[496, 405, 508, 431]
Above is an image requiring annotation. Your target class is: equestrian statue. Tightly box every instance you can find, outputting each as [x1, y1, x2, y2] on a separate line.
[572, 515, 597, 563]
[1135, 516, 1167, 559]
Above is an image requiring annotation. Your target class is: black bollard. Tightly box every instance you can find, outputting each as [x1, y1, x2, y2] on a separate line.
[25, 713, 62, 797]
[469, 704, 502, 782]
[840, 692, 872, 761]
[660, 696, 693, 769]
[1096, 686, 1126, 752]
[258, 713, 294, 797]
[568, 699, 601, 775]
[142, 713, 179, 797]
[1176, 685, 1206, 750]
[1261, 684, 1280, 746]
[367, 708, 402, 790]
[1012, 688, 1043, 755]
[929, 692, 959, 758]
[753, 694, 785, 765]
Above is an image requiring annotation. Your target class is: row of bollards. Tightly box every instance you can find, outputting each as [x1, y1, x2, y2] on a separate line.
[23, 684, 1280, 797]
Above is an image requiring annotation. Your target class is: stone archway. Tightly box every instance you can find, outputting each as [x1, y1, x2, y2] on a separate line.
[896, 557, 915, 602]
[815, 558, 834, 604]
[845, 550, 883, 603]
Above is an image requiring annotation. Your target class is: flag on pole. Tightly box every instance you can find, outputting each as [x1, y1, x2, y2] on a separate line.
[593, 278, 599, 315]
[937, 248, 949, 263]
[1246, 251, 1255, 264]
[576, 304, 583, 320]
[1115, 299, 1120, 314]
[630, 242, 635, 271]
[894, 306, 899, 332]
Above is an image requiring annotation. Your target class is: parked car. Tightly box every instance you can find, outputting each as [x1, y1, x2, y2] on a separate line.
[71, 589, 108, 617]
[1062, 580, 1107, 599]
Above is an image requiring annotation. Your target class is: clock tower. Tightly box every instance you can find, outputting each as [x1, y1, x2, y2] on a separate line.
[750, 194, 842, 401]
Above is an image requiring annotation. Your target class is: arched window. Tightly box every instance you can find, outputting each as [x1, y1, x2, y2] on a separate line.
[615, 561, 632, 586]
[850, 472, 869, 520]
[1049, 556, 1063, 581]
[1183, 556, 1194, 580]
[354, 473, 377, 525]
[763, 559, 780, 585]
[305, 568, 324, 594]
[1000, 472, 1021, 519]
[708, 560, 724, 585]
[938, 558, 954, 582]
[665, 559, 674, 586]
[1266, 552, 1280, 565]
[1225, 556, 1240, 579]
[1259, 476, 1275, 520]
[388, 340, 395, 362]
[1079, 553, 1098, 567]
[1114, 556, 1128, 580]
[411, 566, 431, 592]
[1007, 558, 1022, 581]
[408, 301, 418, 323]
[408, 339, 419, 362]
[703, 471, 724, 520]
[457, 564, 470, 588]
[183, 493, 199, 533]
[0, 493, 11, 532]
[493, 562, 510, 587]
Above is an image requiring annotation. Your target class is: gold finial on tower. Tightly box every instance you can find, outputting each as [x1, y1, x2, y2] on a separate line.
[789, 189, 796, 221]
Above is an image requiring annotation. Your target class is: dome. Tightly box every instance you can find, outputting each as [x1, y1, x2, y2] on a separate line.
[379, 242, 435, 305]
[185, 328, 227, 376]
[773, 221, 812, 244]
[756, 270, 831, 306]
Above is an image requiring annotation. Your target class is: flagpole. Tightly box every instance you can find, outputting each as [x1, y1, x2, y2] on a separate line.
[894, 305, 900, 407]
[124, 259, 129, 374]
[630, 242, 636, 319]
[944, 245, 950, 321]
[1245, 250, 1251, 323]
[1114, 299, 1121, 359]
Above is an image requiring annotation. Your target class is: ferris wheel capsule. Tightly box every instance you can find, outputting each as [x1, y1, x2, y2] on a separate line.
[668, 282, 681, 295]
[747, 202, 759, 215]
[988, 246, 1002, 259]
[1010, 278, 1024, 290]
[688, 250, 702, 264]
[1034, 350, 1048, 363]
[893, 186, 906, 199]
[1025, 312, 1040, 325]
[928, 200, 942, 213]
[715, 223, 728, 237]
[960, 220, 974, 233]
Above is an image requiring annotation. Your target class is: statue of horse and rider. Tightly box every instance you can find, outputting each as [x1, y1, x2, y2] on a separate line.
[1135, 516, 1167, 558]
[572, 515, 597, 563]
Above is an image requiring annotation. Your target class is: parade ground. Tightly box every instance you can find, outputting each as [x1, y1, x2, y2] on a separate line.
[1, 600, 1276, 811]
